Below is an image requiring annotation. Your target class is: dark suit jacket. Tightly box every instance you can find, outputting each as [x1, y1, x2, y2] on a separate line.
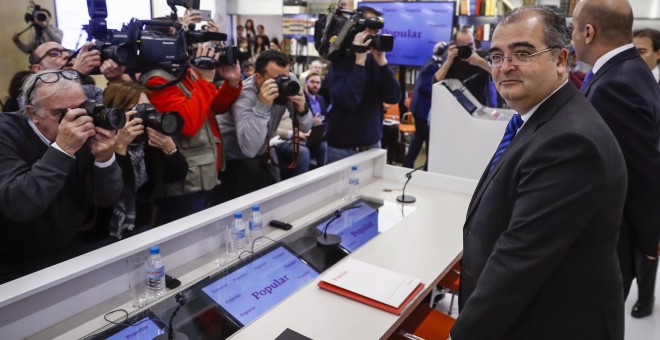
[410, 57, 441, 121]
[581, 47, 660, 259]
[451, 83, 627, 340]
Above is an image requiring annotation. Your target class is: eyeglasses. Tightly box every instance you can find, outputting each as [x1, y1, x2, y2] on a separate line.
[34, 48, 74, 65]
[25, 70, 80, 106]
[485, 46, 561, 67]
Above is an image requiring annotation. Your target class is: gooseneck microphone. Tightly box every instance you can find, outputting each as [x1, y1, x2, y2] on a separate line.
[396, 165, 425, 204]
[153, 276, 210, 340]
[317, 205, 363, 247]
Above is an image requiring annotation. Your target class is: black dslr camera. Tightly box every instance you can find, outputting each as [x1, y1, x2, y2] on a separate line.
[24, 1, 49, 24]
[80, 100, 126, 130]
[130, 103, 183, 143]
[458, 44, 473, 59]
[273, 74, 300, 106]
[315, 7, 393, 61]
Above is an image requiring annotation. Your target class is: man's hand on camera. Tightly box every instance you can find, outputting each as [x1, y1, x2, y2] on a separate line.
[101, 59, 126, 83]
[353, 31, 372, 66]
[217, 63, 241, 88]
[258, 78, 279, 106]
[56, 108, 96, 156]
[146, 128, 177, 155]
[446, 45, 459, 64]
[181, 9, 202, 29]
[73, 42, 102, 75]
[115, 111, 143, 156]
[289, 91, 306, 113]
[206, 19, 219, 33]
[191, 45, 219, 82]
[89, 127, 117, 163]
[372, 49, 388, 66]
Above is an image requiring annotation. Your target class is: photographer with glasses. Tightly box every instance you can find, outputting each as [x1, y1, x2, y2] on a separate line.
[0, 70, 122, 284]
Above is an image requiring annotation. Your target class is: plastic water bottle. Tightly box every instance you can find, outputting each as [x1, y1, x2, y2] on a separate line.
[249, 205, 264, 247]
[145, 245, 165, 301]
[231, 212, 246, 253]
[349, 165, 360, 199]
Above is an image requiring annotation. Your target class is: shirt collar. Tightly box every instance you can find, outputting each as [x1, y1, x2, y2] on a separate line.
[27, 116, 52, 146]
[653, 66, 660, 83]
[591, 43, 634, 74]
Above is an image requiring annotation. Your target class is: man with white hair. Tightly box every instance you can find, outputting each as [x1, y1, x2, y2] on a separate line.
[0, 69, 122, 284]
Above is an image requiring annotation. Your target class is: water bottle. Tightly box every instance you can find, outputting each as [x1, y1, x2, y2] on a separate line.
[231, 212, 246, 253]
[145, 245, 165, 301]
[349, 165, 360, 199]
[249, 205, 264, 247]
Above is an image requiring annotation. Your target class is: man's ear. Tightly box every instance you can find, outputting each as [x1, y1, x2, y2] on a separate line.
[25, 105, 39, 123]
[557, 48, 569, 69]
[584, 24, 595, 45]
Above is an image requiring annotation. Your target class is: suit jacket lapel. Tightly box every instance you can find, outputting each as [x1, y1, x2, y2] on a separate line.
[464, 82, 579, 224]
[580, 47, 638, 96]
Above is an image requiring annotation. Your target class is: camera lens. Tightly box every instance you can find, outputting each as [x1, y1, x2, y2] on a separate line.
[160, 114, 182, 135]
[458, 45, 472, 59]
[103, 108, 127, 130]
[35, 12, 47, 22]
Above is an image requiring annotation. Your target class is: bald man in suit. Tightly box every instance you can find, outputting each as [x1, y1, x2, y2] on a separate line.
[572, 0, 660, 310]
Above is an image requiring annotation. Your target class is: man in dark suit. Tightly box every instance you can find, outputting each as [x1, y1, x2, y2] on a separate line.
[572, 0, 660, 309]
[450, 6, 627, 339]
[304, 72, 328, 167]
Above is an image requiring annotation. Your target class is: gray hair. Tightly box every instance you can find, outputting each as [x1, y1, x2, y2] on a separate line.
[22, 69, 82, 116]
[498, 5, 571, 54]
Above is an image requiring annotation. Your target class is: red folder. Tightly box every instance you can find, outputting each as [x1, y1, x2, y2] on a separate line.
[317, 280, 426, 315]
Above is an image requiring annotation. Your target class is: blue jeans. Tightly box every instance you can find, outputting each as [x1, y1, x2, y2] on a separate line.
[308, 141, 328, 167]
[274, 141, 311, 175]
[403, 116, 429, 169]
[154, 190, 213, 226]
[327, 141, 381, 164]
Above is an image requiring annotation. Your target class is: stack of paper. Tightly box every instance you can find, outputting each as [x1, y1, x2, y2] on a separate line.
[318, 258, 425, 315]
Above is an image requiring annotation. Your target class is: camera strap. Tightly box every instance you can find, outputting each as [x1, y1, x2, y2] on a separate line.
[268, 101, 300, 170]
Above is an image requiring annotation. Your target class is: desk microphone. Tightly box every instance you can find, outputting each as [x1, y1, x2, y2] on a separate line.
[396, 165, 425, 204]
[316, 205, 363, 247]
[153, 276, 210, 340]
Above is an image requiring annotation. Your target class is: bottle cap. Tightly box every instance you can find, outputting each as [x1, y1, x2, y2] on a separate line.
[234, 212, 243, 218]
[252, 205, 260, 211]
[149, 245, 160, 254]
[351, 165, 358, 171]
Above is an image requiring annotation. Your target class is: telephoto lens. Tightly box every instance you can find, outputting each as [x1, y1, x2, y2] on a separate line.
[273, 74, 301, 106]
[80, 100, 126, 130]
[458, 44, 473, 59]
[130, 103, 183, 143]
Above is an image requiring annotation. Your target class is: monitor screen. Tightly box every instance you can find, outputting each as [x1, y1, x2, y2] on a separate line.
[105, 317, 165, 340]
[359, 1, 455, 67]
[201, 245, 319, 326]
[315, 204, 379, 253]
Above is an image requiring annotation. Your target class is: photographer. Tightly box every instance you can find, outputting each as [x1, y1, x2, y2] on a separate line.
[12, 4, 63, 54]
[217, 50, 312, 202]
[143, 44, 242, 225]
[435, 28, 493, 105]
[102, 82, 188, 238]
[0, 70, 122, 283]
[325, 6, 401, 163]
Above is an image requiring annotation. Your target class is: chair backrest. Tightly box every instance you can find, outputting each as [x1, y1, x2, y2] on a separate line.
[384, 103, 400, 122]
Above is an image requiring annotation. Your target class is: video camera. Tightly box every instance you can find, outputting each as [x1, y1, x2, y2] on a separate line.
[188, 44, 239, 70]
[83, 0, 234, 88]
[315, 5, 394, 61]
[24, 1, 50, 24]
[130, 103, 183, 143]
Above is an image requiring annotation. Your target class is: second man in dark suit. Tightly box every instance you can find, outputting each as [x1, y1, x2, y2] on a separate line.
[572, 0, 660, 308]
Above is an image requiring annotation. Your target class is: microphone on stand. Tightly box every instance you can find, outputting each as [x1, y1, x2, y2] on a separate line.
[317, 205, 363, 247]
[396, 165, 425, 204]
[153, 276, 210, 340]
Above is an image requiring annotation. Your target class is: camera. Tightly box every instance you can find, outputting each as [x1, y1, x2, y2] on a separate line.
[130, 103, 183, 143]
[365, 34, 394, 52]
[315, 7, 391, 61]
[273, 74, 300, 106]
[24, 1, 49, 24]
[189, 45, 238, 70]
[84, 0, 234, 85]
[458, 44, 473, 59]
[80, 100, 126, 130]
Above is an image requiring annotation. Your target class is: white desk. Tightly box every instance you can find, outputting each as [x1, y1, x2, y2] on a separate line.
[0, 150, 476, 340]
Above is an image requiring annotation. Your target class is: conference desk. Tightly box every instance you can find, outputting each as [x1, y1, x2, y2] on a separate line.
[0, 149, 476, 340]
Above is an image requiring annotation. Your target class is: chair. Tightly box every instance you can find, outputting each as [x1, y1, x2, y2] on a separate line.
[394, 304, 456, 340]
[399, 112, 416, 144]
[429, 261, 461, 315]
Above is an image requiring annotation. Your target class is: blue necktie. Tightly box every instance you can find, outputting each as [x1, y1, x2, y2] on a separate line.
[490, 114, 524, 172]
[580, 70, 594, 89]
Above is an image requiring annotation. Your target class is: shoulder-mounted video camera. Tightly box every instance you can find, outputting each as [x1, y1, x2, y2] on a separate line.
[314, 5, 393, 61]
[83, 0, 235, 89]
